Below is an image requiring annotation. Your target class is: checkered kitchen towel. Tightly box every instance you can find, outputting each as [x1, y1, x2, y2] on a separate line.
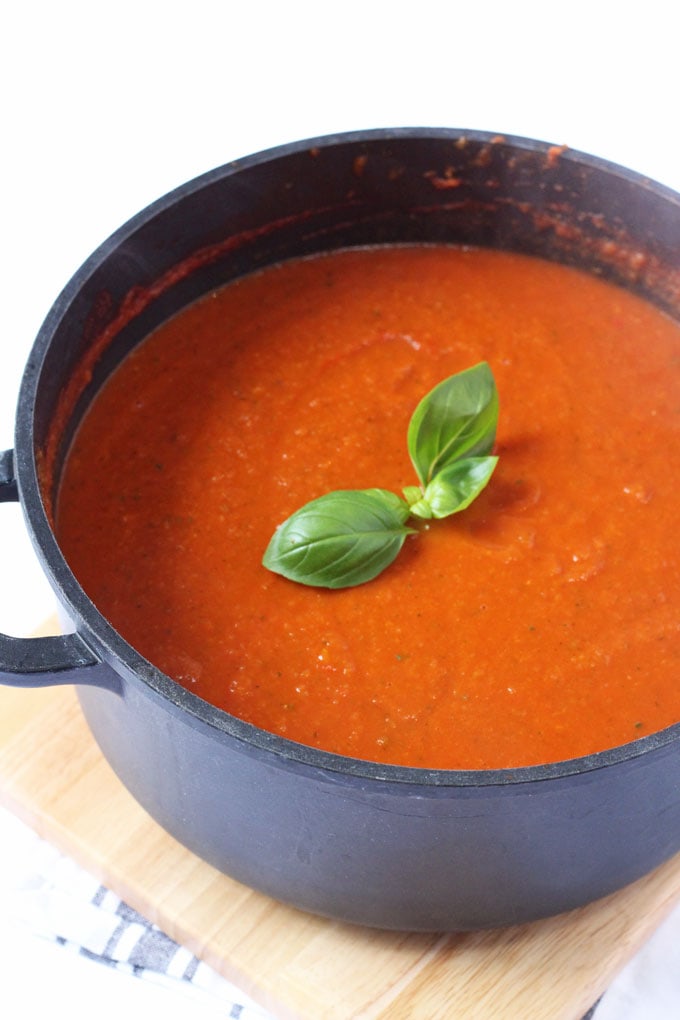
[0, 811, 270, 1018]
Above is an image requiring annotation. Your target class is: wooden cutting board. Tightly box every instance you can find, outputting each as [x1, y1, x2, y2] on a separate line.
[1, 623, 679, 1019]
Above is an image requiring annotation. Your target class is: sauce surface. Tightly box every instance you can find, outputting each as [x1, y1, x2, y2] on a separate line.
[56, 246, 680, 768]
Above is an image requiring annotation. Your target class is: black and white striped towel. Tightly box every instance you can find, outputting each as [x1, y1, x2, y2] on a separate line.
[0, 810, 270, 1018]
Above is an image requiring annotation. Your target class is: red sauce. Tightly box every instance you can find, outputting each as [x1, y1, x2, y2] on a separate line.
[55, 246, 680, 769]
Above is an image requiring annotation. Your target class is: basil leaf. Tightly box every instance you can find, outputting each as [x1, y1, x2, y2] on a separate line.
[407, 362, 499, 485]
[410, 456, 498, 519]
[402, 485, 423, 507]
[263, 489, 414, 589]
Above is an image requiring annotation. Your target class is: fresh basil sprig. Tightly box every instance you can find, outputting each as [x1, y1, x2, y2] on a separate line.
[263, 362, 498, 588]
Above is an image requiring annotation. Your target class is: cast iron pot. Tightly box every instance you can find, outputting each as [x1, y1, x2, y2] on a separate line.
[1, 129, 679, 932]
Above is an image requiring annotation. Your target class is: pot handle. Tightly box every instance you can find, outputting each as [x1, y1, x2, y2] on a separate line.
[0, 449, 115, 690]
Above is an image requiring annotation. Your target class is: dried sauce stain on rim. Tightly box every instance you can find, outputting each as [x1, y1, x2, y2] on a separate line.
[53, 244, 680, 774]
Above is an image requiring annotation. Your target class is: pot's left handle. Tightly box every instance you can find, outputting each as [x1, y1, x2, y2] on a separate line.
[0, 449, 114, 690]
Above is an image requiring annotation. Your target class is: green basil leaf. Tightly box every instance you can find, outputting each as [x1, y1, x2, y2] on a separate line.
[262, 489, 414, 589]
[402, 485, 424, 507]
[413, 456, 498, 519]
[407, 362, 499, 485]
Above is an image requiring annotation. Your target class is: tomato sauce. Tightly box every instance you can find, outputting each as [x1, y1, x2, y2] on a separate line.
[55, 246, 680, 769]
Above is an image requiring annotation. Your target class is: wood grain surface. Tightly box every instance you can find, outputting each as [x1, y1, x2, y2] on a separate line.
[1, 629, 679, 1019]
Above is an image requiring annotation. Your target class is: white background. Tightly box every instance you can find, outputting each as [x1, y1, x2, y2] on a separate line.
[0, 1, 678, 1017]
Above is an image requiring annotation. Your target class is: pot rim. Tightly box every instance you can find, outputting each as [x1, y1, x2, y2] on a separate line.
[15, 126, 680, 788]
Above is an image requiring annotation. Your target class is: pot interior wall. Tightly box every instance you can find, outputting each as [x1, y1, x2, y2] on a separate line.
[33, 131, 680, 502]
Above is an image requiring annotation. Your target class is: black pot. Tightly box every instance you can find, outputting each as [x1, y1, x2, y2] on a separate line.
[1, 129, 679, 931]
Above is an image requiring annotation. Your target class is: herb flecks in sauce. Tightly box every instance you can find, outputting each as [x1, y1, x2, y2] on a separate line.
[263, 363, 499, 588]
